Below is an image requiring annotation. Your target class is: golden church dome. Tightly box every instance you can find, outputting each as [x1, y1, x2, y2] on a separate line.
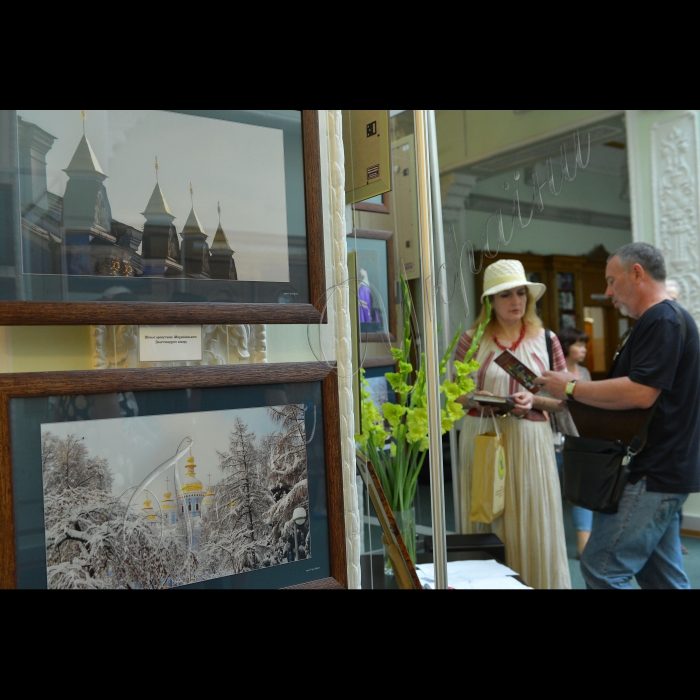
[180, 453, 204, 493]
[142, 499, 157, 521]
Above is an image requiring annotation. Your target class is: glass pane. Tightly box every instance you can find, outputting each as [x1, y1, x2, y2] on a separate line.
[435, 110, 634, 589]
[1, 109, 308, 304]
[11, 382, 329, 589]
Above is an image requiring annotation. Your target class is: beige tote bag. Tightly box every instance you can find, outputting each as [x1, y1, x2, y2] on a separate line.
[470, 413, 506, 524]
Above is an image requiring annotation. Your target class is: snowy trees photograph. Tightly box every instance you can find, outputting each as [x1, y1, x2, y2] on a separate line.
[40, 403, 311, 589]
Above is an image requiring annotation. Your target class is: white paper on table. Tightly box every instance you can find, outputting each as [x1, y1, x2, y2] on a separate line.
[416, 559, 519, 584]
[459, 576, 532, 590]
[415, 560, 531, 589]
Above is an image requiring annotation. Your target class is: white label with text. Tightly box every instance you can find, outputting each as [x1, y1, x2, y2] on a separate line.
[138, 325, 203, 363]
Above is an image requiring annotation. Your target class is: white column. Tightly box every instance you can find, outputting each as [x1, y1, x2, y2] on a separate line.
[650, 111, 700, 322]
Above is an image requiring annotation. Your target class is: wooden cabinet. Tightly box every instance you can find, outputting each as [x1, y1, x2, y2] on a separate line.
[474, 248, 626, 379]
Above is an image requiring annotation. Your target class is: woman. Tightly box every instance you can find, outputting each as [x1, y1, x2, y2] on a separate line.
[455, 259, 571, 589]
[552, 327, 593, 558]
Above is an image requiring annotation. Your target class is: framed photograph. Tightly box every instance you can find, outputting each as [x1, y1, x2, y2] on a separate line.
[0, 110, 325, 325]
[347, 229, 397, 342]
[0, 362, 346, 589]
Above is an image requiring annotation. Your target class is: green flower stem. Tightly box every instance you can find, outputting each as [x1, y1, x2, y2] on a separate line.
[356, 279, 491, 518]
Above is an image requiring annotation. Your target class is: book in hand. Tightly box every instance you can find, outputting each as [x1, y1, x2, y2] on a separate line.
[473, 395, 516, 413]
[494, 350, 541, 393]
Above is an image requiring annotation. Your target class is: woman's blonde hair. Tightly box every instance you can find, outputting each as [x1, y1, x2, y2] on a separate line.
[470, 286, 543, 338]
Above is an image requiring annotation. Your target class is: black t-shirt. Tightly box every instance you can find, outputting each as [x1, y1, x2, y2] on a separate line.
[610, 300, 700, 493]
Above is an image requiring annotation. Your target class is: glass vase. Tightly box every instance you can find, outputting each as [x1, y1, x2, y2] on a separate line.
[384, 506, 417, 576]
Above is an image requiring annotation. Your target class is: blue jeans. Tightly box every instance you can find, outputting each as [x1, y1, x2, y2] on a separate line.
[556, 451, 594, 532]
[580, 478, 690, 589]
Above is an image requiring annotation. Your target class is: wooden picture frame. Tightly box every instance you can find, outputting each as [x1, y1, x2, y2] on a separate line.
[347, 228, 397, 342]
[0, 110, 326, 326]
[353, 192, 390, 214]
[356, 450, 421, 590]
[0, 362, 346, 589]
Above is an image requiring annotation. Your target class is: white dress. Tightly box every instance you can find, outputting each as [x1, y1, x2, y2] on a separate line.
[456, 329, 571, 590]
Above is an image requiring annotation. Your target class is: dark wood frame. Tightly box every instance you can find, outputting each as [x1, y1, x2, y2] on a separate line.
[353, 192, 390, 214]
[348, 228, 397, 342]
[356, 450, 421, 590]
[0, 362, 346, 590]
[0, 111, 326, 327]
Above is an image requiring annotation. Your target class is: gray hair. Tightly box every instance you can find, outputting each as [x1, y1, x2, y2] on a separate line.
[608, 242, 666, 282]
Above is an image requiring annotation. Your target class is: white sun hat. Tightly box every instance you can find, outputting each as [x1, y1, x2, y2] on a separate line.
[481, 259, 546, 302]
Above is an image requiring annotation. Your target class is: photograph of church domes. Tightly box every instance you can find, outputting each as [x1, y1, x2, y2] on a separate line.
[17, 110, 291, 283]
[40, 403, 310, 589]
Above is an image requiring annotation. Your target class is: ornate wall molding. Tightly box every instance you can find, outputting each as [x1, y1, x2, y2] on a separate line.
[326, 109, 361, 589]
[91, 324, 267, 368]
[651, 111, 700, 321]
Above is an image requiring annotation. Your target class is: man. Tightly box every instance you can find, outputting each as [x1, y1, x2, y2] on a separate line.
[536, 242, 700, 589]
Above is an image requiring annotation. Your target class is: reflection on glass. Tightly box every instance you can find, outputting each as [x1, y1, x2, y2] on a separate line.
[2, 109, 311, 306]
[16, 109, 290, 283]
[348, 236, 390, 335]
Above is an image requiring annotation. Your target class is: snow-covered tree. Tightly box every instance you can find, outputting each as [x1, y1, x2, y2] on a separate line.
[42, 432, 113, 494]
[42, 432, 192, 589]
[263, 405, 310, 561]
[199, 418, 274, 574]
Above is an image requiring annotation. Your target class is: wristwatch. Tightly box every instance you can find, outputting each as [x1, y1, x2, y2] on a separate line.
[565, 380, 578, 401]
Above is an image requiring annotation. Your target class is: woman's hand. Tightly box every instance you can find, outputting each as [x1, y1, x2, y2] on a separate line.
[458, 390, 493, 411]
[471, 390, 494, 412]
[510, 391, 534, 417]
[457, 389, 492, 408]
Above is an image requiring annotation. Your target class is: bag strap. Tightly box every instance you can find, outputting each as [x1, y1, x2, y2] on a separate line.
[545, 329, 554, 370]
[478, 407, 502, 439]
[627, 300, 687, 457]
[491, 412, 501, 439]
[666, 299, 687, 342]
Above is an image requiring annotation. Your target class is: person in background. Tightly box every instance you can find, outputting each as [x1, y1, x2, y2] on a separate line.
[551, 327, 593, 559]
[455, 259, 571, 589]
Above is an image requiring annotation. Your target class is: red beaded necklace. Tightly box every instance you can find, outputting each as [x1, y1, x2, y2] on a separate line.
[493, 322, 526, 352]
